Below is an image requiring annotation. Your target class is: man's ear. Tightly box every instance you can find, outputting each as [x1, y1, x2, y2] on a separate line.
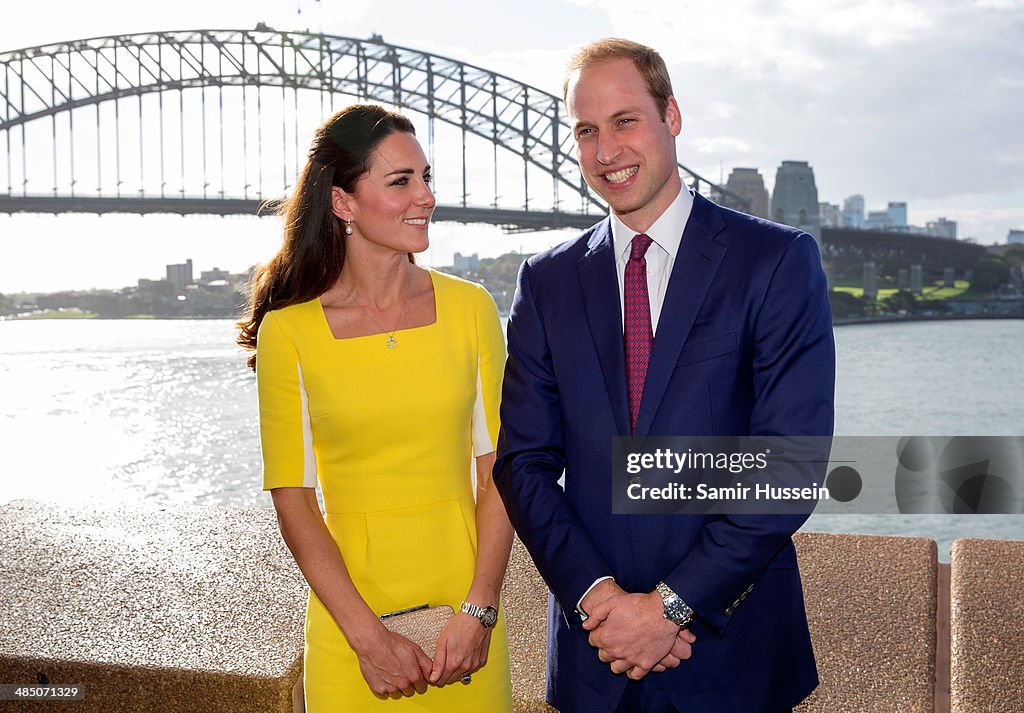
[330, 186, 353, 221]
[665, 96, 683, 137]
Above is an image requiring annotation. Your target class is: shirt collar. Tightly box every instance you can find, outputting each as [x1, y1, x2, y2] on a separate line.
[611, 181, 695, 262]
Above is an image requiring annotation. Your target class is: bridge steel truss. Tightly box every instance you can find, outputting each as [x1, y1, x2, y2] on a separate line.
[0, 29, 748, 230]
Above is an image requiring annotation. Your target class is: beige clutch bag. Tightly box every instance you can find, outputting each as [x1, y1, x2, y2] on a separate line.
[380, 604, 453, 659]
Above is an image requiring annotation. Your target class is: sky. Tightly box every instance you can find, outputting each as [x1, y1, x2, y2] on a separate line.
[1, 0, 1022, 293]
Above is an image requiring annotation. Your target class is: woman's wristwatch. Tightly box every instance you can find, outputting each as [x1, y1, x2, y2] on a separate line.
[460, 600, 498, 628]
[655, 582, 694, 627]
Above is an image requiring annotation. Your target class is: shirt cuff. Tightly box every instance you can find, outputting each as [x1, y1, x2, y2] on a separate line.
[576, 576, 615, 621]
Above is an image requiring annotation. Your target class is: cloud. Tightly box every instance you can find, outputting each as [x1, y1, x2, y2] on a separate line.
[569, 0, 1024, 243]
[692, 137, 752, 155]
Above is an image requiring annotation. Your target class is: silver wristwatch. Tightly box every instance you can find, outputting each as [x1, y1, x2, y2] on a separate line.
[655, 582, 694, 627]
[460, 600, 498, 629]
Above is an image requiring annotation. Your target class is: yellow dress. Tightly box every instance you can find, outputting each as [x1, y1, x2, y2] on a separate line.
[256, 269, 513, 711]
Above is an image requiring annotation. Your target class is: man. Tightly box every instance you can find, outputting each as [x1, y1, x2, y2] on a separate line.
[494, 38, 835, 713]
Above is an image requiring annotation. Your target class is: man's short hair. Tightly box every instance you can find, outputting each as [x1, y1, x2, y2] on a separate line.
[563, 38, 674, 120]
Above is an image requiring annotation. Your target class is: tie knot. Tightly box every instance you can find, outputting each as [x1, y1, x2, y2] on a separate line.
[630, 233, 653, 261]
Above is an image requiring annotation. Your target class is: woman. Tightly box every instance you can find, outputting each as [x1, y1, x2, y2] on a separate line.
[238, 104, 514, 710]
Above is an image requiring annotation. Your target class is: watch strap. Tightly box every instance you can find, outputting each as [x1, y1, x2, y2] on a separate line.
[655, 581, 694, 627]
[460, 600, 498, 628]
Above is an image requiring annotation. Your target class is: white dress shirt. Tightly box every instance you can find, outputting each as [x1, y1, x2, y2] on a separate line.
[576, 181, 695, 619]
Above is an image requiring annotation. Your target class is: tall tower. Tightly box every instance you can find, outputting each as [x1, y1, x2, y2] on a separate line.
[724, 168, 770, 218]
[887, 201, 908, 228]
[842, 194, 865, 228]
[771, 161, 821, 243]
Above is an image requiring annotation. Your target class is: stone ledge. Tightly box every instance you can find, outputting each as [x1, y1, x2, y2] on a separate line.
[0, 500, 305, 712]
[3, 500, 1019, 713]
[950, 537, 1024, 713]
[793, 531, 938, 713]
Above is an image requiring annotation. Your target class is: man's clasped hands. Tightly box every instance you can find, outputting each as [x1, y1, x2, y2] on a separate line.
[581, 579, 697, 681]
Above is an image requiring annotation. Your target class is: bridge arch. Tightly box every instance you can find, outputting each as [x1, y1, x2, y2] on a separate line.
[0, 29, 745, 228]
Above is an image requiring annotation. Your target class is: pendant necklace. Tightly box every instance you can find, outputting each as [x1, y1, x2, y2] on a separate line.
[352, 267, 413, 350]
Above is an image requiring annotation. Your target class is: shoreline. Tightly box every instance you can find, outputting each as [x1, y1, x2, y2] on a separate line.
[833, 313, 1023, 327]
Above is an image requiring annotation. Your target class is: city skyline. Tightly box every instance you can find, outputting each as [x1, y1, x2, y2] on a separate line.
[1, 0, 1022, 292]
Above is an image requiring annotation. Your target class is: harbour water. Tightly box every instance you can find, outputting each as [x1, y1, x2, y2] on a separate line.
[0, 316, 1021, 560]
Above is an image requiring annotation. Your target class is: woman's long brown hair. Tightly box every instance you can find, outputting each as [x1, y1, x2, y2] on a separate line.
[237, 104, 416, 370]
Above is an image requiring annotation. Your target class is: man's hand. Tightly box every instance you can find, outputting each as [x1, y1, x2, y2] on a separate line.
[579, 578, 625, 615]
[651, 628, 697, 673]
[582, 591, 696, 680]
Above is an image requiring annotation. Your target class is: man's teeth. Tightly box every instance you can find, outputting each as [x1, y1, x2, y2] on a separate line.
[404, 218, 428, 225]
[604, 166, 638, 184]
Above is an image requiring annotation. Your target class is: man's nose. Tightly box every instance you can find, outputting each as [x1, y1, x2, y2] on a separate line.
[596, 132, 623, 165]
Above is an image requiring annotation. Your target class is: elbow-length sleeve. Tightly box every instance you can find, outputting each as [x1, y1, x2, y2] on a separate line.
[471, 285, 506, 457]
[255, 310, 317, 490]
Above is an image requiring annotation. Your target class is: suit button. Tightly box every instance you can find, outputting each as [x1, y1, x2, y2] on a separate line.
[629, 476, 643, 487]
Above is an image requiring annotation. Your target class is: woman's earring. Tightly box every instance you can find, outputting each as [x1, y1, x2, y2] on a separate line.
[344, 221, 354, 235]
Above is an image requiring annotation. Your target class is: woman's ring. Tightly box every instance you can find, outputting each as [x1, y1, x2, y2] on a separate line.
[460, 674, 472, 684]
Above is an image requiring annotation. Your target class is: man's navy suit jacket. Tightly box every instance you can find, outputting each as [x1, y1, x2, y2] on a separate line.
[494, 192, 836, 713]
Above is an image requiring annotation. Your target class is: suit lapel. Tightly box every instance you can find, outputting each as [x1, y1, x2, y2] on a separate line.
[635, 193, 728, 437]
[577, 220, 630, 436]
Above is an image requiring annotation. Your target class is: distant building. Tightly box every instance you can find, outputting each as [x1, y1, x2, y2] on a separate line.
[842, 194, 865, 228]
[926, 217, 958, 240]
[200, 267, 231, 284]
[819, 202, 842, 228]
[1009, 229, 1024, 245]
[865, 210, 891, 231]
[724, 168, 769, 218]
[166, 259, 194, 293]
[453, 252, 479, 272]
[887, 201, 908, 228]
[771, 161, 820, 242]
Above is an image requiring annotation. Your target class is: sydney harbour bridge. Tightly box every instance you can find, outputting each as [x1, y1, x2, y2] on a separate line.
[0, 28, 749, 229]
[0, 28, 983, 281]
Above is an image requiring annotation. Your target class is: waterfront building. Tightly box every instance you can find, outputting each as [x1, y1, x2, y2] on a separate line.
[842, 194, 865, 228]
[887, 201, 908, 228]
[166, 259, 194, 293]
[865, 210, 891, 231]
[1009, 229, 1024, 245]
[200, 267, 231, 284]
[724, 168, 770, 218]
[926, 217, 958, 240]
[771, 161, 820, 242]
[453, 252, 479, 272]
[819, 202, 842, 228]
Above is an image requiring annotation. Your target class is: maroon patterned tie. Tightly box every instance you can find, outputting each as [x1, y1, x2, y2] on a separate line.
[624, 233, 654, 435]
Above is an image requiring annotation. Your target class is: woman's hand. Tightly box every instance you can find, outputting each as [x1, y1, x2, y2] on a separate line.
[355, 628, 433, 699]
[429, 612, 492, 686]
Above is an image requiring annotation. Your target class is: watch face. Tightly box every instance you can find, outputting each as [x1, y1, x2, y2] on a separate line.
[481, 606, 498, 628]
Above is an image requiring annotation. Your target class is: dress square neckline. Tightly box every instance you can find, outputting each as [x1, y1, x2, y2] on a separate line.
[316, 267, 440, 342]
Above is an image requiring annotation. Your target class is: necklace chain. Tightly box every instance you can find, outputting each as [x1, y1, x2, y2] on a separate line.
[350, 266, 413, 350]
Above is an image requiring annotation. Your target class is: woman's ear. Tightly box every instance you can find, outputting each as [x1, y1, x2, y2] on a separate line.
[330, 186, 353, 221]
